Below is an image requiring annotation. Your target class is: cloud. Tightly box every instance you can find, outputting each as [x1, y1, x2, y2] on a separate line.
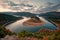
[36, 3, 60, 13]
[56, 9, 60, 12]
[0, 0, 60, 14]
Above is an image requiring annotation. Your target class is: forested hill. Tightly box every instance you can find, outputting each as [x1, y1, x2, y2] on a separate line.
[0, 14, 23, 26]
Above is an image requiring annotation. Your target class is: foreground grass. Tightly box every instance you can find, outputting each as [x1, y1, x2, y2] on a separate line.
[0, 25, 60, 40]
[17, 30, 60, 40]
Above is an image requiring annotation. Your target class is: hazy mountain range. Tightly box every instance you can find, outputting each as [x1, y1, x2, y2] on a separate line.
[0, 12, 60, 17]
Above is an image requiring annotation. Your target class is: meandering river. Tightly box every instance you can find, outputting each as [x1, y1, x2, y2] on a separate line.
[5, 17, 57, 33]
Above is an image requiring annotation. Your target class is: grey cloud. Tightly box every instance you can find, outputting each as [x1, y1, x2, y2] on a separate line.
[1, 0, 60, 13]
[9, 7, 20, 10]
[9, 1, 18, 6]
[38, 3, 60, 13]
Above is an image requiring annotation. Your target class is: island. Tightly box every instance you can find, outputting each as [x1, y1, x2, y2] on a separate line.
[23, 16, 45, 26]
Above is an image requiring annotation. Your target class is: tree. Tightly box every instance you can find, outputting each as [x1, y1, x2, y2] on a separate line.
[0, 26, 13, 38]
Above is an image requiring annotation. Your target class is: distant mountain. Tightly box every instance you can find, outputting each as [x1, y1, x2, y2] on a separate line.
[0, 12, 36, 17]
[13, 12, 36, 17]
[39, 12, 60, 18]
[0, 14, 23, 26]
[0, 12, 15, 15]
[0, 12, 60, 17]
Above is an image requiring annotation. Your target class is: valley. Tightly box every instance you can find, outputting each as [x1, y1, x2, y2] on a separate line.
[0, 12, 60, 40]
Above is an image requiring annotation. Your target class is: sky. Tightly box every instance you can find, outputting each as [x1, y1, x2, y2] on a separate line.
[0, 0, 60, 14]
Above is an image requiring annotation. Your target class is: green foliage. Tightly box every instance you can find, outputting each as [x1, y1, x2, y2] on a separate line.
[0, 14, 23, 26]
[17, 30, 43, 39]
[32, 33, 43, 38]
[17, 30, 32, 38]
[48, 31, 60, 40]
[0, 25, 13, 38]
[31, 16, 40, 21]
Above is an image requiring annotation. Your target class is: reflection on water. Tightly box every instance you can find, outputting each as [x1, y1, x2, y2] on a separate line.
[5, 17, 57, 33]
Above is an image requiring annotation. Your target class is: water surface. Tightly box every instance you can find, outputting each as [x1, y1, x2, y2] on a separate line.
[5, 17, 57, 33]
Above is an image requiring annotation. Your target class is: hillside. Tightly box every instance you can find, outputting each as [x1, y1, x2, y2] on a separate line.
[0, 14, 23, 26]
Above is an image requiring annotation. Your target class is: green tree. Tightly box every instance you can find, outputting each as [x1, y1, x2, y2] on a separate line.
[0, 25, 13, 38]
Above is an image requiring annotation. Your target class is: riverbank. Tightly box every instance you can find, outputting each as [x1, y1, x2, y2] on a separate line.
[45, 18, 60, 30]
[51, 21, 60, 30]
[44, 17, 60, 30]
[47, 18, 60, 30]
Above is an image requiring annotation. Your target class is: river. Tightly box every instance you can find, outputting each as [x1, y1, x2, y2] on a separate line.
[5, 17, 57, 33]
